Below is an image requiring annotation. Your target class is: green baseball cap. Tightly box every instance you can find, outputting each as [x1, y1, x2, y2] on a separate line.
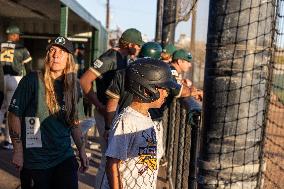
[162, 44, 176, 56]
[172, 49, 192, 62]
[120, 28, 144, 46]
[6, 25, 21, 34]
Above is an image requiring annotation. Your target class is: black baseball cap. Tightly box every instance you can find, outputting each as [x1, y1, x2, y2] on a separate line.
[47, 36, 74, 54]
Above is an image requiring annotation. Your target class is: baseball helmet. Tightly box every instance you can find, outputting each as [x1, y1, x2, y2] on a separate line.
[6, 25, 21, 34]
[126, 58, 180, 102]
[138, 42, 162, 59]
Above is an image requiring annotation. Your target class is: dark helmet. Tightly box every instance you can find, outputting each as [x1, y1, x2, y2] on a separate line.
[138, 42, 162, 59]
[126, 58, 180, 103]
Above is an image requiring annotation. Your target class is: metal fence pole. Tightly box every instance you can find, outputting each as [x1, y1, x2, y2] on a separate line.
[172, 100, 181, 187]
[161, 0, 177, 46]
[175, 104, 187, 189]
[189, 111, 201, 189]
[167, 99, 177, 189]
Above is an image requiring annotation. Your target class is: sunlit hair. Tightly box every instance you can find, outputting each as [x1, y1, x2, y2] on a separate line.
[43, 49, 79, 125]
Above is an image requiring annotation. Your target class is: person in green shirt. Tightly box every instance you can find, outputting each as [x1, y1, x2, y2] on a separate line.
[8, 36, 88, 189]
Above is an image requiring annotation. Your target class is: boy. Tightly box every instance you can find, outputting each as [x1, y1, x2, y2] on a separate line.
[105, 58, 180, 188]
[80, 28, 143, 188]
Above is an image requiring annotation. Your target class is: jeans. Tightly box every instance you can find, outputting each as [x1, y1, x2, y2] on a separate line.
[20, 156, 79, 189]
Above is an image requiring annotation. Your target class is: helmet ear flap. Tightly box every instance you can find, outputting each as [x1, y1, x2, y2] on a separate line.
[144, 86, 160, 102]
[126, 73, 160, 103]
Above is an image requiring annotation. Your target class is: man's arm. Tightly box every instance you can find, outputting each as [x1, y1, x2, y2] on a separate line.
[8, 112, 23, 171]
[105, 98, 119, 130]
[22, 49, 33, 74]
[180, 85, 203, 100]
[103, 98, 119, 141]
[80, 69, 105, 113]
[106, 157, 122, 189]
[180, 85, 192, 97]
[71, 125, 89, 172]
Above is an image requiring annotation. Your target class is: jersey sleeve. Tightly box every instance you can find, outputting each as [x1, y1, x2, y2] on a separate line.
[22, 48, 32, 64]
[8, 73, 35, 117]
[105, 115, 135, 161]
[170, 67, 182, 97]
[89, 49, 115, 78]
[105, 70, 124, 99]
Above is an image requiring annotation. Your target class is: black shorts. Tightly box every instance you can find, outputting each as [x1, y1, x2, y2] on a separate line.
[20, 156, 79, 189]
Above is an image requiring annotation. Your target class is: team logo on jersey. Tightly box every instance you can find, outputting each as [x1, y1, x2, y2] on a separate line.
[93, 59, 103, 68]
[171, 69, 179, 77]
[55, 37, 66, 45]
[1, 43, 15, 49]
[137, 129, 157, 175]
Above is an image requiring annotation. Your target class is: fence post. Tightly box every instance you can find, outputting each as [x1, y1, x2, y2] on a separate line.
[167, 99, 177, 189]
[189, 110, 201, 189]
[199, 0, 273, 188]
[175, 104, 187, 189]
[161, 0, 177, 46]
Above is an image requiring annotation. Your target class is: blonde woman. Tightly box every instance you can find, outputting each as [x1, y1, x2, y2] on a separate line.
[7, 36, 88, 189]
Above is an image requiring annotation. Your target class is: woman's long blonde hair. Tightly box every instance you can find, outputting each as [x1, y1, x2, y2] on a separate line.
[43, 51, 79, 125]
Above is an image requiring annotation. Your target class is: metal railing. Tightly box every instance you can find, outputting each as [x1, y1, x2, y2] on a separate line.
[164, 97, 202, 189]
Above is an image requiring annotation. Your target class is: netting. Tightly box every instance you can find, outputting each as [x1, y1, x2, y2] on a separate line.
[176, 0, 198, 22]
[199, 0, 275, 188]
[100, 1, 283, 188]
[262, 0, 284, 188]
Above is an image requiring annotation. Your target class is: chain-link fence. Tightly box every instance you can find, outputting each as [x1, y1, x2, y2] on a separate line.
[159, 0, 284, 188]
[163, 97, 202, 189]
[107, 1, 284, 188]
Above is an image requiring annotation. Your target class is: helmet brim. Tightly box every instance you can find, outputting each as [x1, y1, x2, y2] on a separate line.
[158, 79, 181, 91]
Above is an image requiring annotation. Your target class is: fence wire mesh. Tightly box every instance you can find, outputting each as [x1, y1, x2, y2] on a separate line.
[163, 97, 201, 189]
[199, 0, 275, 188]
[176, 0, 198, 22]
[262, 0, 284, 188]
[106, 0, 284, 188]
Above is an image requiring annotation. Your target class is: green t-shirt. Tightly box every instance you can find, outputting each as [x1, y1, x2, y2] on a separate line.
[8, 72, 84, 169]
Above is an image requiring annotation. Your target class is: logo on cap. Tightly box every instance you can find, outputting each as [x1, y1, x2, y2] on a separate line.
[55, 37, 66, 45]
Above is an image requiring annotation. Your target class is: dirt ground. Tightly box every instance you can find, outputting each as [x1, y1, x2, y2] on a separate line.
[263, 95, 284, 189]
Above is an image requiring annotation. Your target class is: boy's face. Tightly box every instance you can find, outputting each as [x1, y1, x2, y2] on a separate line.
[150, 88, 169, 108]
